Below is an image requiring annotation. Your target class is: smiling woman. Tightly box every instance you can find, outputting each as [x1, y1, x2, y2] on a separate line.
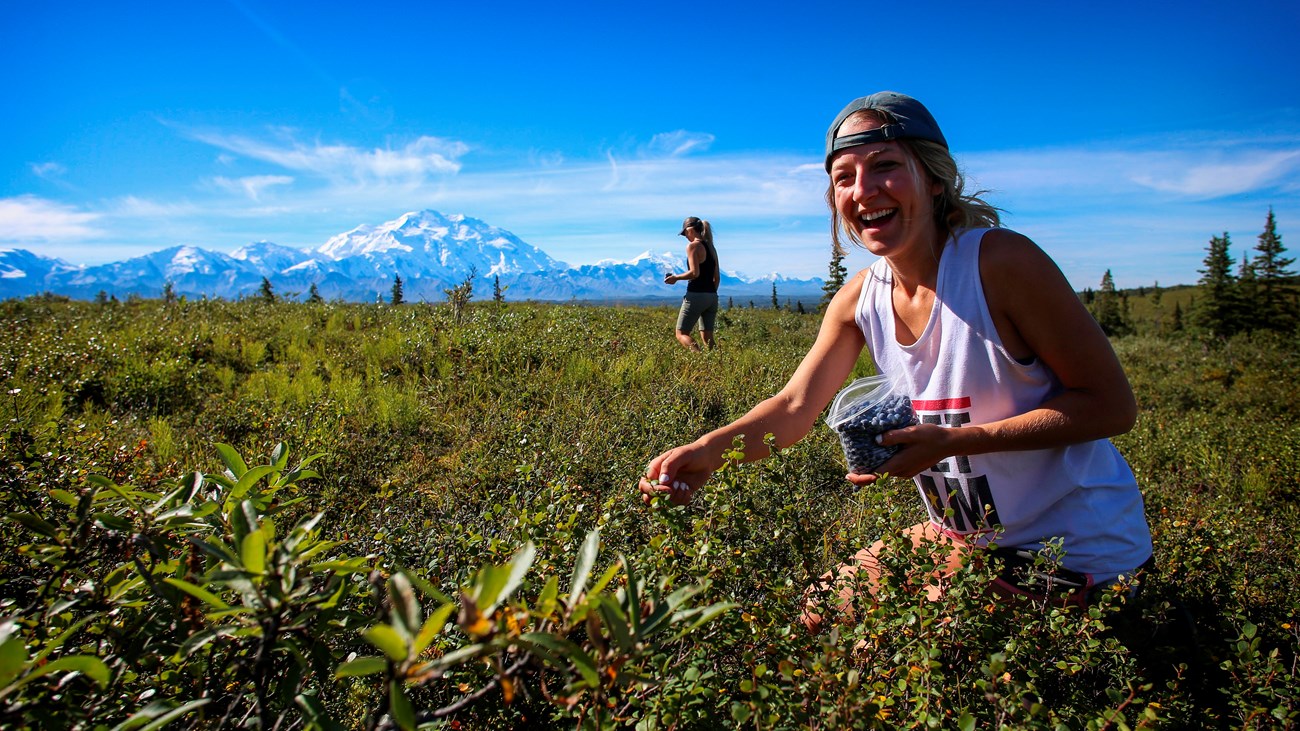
[638, 91, 1155, 629]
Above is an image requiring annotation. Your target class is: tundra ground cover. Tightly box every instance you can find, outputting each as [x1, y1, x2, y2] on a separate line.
[1, 296, 1296, 729]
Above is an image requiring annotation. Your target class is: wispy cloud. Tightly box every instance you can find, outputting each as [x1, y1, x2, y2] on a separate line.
[965, 141, 1300, 203]
[1131, 150, 1300, 198]
[186, 128, 469, 182]
[30, 162, 67, 181]
[213, 174, 295, 201]
[0, 196, 101, 241]
[645, 130, 715, 157]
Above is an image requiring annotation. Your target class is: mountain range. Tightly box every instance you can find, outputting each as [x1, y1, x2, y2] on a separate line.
[0, 210, 826, 305]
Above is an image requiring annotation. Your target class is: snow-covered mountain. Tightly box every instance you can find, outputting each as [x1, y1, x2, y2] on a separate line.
[0, 210, 825, 303]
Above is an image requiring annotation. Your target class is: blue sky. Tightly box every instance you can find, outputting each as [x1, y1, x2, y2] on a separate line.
[3, 0, 1297, 288]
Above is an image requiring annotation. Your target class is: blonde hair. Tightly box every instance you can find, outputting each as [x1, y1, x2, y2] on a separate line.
[827, 110, 1001, 256]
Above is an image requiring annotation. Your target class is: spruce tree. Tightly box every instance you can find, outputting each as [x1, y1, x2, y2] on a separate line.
[819, 249, 848, 314]
[1194, 232, 1237, 337]
[1090, 270, 1128, 336]
[1251, 207, 1296, 331]
[391, 274, 405, 305]
[1236, 251, 1259, 332]
[258, 277, 276, 303]
[771, 282, 779, 310]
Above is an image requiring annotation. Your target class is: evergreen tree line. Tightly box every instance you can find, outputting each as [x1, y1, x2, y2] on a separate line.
[1083, 209, 1294, 338]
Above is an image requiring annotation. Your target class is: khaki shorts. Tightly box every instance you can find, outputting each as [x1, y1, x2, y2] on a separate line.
[676, 292, 718, 333]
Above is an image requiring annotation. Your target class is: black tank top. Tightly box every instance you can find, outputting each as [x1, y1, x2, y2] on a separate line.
[687, 243, 718, 294]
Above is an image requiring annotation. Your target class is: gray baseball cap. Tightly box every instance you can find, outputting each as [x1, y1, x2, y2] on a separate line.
[824, 91, 948, 172]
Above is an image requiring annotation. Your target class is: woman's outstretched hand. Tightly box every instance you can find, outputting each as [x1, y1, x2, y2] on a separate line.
[637, 444, 718, 506]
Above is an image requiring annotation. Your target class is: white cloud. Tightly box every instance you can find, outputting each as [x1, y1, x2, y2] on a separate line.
[187, 129, 468, 182]
[964, 144, 1300, 202]
[213, 175, 295, 201]
[0, 196, 101, 241]
[30, 162, 67, 180]
[645, 130, 716, 157]
[112, 196, 204, 218]
[1131, 150, 1300, 198]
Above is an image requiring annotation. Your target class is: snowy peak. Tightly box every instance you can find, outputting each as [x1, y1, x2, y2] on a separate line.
[231, 241, 313, 272]
[315, 209, 565, 277]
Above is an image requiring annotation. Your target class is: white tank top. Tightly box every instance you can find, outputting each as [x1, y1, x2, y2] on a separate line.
[855, 228, 1152, 579]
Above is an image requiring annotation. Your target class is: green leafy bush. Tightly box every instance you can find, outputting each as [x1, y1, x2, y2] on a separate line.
[1, 296, 1296, 728]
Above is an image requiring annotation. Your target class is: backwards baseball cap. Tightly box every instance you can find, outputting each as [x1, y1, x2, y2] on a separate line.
[824, 91, 948, 172]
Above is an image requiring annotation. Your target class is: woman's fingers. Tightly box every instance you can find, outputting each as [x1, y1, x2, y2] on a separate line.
[845, 472, 878, 486]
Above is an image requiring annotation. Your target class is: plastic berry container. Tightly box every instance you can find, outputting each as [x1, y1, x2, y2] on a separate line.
[825, 374, 917, 475]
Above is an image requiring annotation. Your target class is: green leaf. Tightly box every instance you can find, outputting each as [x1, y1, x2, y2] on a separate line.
[596, 596, 634, 652]
[178, 627, 238, 658]
[519, 632, 600, 688]
[231, 465, 276, 501]
[568, 528, 600, 602]
[87, 474, 145, 514]
[390, 680, 416, 731]
[668, 601, 739, 642]
[33, 615, 97, 664]
[394, 565, 453, 605]
[271, 442, 289, 471]
[6, 512, 58, 538]
[163, 578, 231, 610]
[22, 655, 111, 689]
[487, 540, 535, 614]
[588, 560, 622, 598]
[215, 443, 249, 479]
[309, 557, 372, 575]
[641, 584, 707, 637]
[335, 656, 388, 678]
[363, 624, 410, 662]
[472, 564, 511, 614]
[187, 536, 239, 566]
[0, 636, 30, 687]
[388, 572, 421, 639]
[110, 699, 211, 731]
[622, 553, 641, 636]
[536, 575, 559, 618]
[958, 711, 976, 731]
[240, 528, 267, 575]
[49, 489, 80, 507]
[432, 643, 488, 669]
[92, 513, 133, 531]
[413, 603, 455, 656]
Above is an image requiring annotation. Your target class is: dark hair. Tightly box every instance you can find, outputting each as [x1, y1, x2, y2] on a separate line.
[827, 109, 1001, 256]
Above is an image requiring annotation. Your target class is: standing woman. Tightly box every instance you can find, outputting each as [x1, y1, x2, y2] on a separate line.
[665, 216, 721, 351]
[639, 93, 1152, 625]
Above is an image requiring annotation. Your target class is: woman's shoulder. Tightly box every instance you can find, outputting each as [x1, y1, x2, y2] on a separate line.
[974, 228, 1053, 277]
[973, 228, 1077, 312]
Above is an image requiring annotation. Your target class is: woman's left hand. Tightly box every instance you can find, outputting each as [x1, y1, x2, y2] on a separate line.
[845, 422, 958, 483]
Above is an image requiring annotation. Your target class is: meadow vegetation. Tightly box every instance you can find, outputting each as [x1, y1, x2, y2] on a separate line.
[1, 293, 1297, 729]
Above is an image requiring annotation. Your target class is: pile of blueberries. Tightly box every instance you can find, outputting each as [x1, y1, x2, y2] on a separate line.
[834, 393, 917, 475]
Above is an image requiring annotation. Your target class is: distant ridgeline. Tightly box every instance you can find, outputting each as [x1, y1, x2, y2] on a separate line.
[0, 209, 823, 304]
